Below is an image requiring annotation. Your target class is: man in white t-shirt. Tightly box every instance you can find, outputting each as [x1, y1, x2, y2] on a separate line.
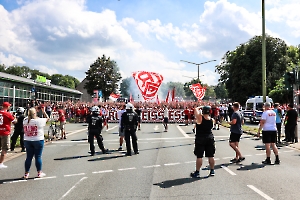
[117, 105, 126, 150]
[163, 105, 169, 132]
[257, 102, 280, 165]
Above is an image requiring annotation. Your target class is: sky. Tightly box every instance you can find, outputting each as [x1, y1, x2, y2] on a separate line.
[0, 0, 300, 87]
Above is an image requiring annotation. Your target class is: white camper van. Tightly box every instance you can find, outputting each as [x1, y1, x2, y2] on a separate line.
[243, 96, 273, 123]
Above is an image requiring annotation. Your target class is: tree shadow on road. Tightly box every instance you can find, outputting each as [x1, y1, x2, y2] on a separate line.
[88, 154, 125, 161]
[153, 177, 207, 188]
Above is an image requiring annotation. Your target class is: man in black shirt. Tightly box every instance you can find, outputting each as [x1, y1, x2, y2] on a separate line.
[135, 106, 142, 130]
[86, 106, 108, 156]
[11, 107, 26, 152]
[284, 104, 298, 143]
[121, 103, 139, 156]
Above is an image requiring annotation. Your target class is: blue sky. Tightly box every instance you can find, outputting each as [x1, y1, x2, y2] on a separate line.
[0, 0, 299, 87]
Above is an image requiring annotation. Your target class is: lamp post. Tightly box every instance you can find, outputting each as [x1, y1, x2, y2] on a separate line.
[180, 59, 216, 81]
[262, 0, 267, 102]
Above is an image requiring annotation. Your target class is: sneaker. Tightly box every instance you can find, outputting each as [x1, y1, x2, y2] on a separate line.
[118, 147, 123, 151]
[217, 127, 220, 130]
[37, 172, 46, 178]
[237, 157, 245, 162]
[125, 153, 132, 156]
[192, 129, 195, 133]
[102, 149, 109, 154]
[190, 171, 200, 178]
[230, 158, 238, 163]
[134, 151, 139, 155]
[23, 173, 29, 179]
[275, 159, 280, 165]
[209, 169, 215, 176]
[90, 152, 95, 156]
[0, 163, 8, 169]
[262, 159, 271, 165]
[21, 149, 26, 152]
[212, 127, 216, 130]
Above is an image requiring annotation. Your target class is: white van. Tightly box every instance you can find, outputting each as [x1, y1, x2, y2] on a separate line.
[243, 96, 273, 123]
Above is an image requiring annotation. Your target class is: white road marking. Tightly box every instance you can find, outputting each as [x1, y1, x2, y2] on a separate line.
[4, 180, 28, 184]
[66, 128, 88, 136]
[59, 177, 88, 200]
[61, 145, 72, 147]
[164, 162, 180, 166]
[108, 143, 119, 145]
[222, 157, 232, 159]
[34, 176, 57, 180]
[247, 185, 274, 200]
[151, 141, 161, 143]
[64, 173, 86, 177]
[92, 170, 113, 174]
[283, 150, 294, 153]
[244, 155, 253, 157]
[221, 166, 237, 175]
[106, 125, 118, 131]
[255, 153, 265, 156]
[118, 167, 136, 171]
[154, 125, 159, 131]
[185, 161, 196, 164]
[138, 142, 149, 144]
[214, 158, 220, 160]
[165, 141, 175, 143]
[176, 126, 190, 138]
[143, 165, 161, 168]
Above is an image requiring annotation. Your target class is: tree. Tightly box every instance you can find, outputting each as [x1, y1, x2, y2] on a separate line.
[215, 35, 289, 105]
[0, 64, 5, 72]
[84, 55, 122, 100]
[214, 83, 228, 99]
[159, 81, 185, 100]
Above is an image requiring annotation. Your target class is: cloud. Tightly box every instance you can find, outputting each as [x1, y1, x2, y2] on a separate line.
[0, 52, 26, 66]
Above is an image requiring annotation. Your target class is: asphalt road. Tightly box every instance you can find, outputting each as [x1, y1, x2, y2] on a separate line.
[1, 123, 300, 200]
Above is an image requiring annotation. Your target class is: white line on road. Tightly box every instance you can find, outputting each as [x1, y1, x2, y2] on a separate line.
[64, 173, 86, 177]
[283, 150, 294, 153]
[34, 176, 57, 180]
[255, 153, 265, 156]
[92, 170, 113, 174]
[165, 141, 175, 142]
[118, 167, 136, 171]
[61, 145, 72, 146]
[151, 141, 161, 143]
[67, 128, 88, 136]
[176, 126, 190, 138]
[221, 166, 237, 175]
[59, 177, 88, 200]
[106, 125, 118, 132]
[184, 161, 196, 164]
[143, 165, 161, 168]
[164, 162, 181, 166]
[247, 185, 274, 200]
[222, 157, 232, 159]
[244, 155, 253, 157]
[214, 158, 220, 160]
[154, 125, 159, 131]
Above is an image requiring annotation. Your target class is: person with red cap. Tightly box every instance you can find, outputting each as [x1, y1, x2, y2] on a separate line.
[0, 102, 15, 169]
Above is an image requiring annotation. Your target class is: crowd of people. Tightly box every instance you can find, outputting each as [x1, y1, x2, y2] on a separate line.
[0, 98, 298, 179]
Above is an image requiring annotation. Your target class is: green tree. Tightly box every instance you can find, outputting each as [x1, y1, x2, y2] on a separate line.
[215, 35, 289, 104]
[160, 81, 185, 100]
[0, 64, 5, 72]
[214, 83, 228, 99]
[84, 55, 122, 100]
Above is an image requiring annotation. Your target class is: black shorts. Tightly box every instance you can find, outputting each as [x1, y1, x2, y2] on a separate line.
[262, 131, 276, 143]
[194, 137, 215, 158]
[163, 117, 168, 123]
[229, 133, 242, 143]
[190, 114, 195, 120]
[184, 115, 189, 120]
[137, 116, 141, 123]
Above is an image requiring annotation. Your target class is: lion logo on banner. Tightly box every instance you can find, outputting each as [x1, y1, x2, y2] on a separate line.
[132, 71, 164, 101]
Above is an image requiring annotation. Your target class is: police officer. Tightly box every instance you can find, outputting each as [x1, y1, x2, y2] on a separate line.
[86, 106, 108, 156]
[11, 107, 26, 152]
[121, 103, 139, 156]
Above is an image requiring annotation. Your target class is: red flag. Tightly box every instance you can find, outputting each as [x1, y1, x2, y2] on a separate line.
[130, 93, 134, 102]
[171, 87, 175, 102]
[156, 94, 160, 104]
[189, 83, 206, 101]
[132, 71, 164, 101]
[165, 90, 170, 103]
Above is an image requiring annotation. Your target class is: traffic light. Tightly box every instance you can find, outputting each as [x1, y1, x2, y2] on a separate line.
[284, 72, 294, 90]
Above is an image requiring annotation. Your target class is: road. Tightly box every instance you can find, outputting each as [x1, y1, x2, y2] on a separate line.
[1, 123, 300, 200]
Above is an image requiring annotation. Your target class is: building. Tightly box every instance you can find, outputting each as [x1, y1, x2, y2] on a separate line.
[75, 78, 93, 102]
[0, 72, 82, 110]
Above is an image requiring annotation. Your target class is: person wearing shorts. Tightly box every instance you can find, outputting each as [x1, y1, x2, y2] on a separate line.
[0, 102, 15, 169]
[58, 109, 66, 139]
[228, 102, 245, 163]
[190, 106, 215, 178]
[257, 102, 280, 165]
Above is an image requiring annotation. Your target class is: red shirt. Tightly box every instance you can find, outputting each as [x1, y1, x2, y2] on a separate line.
[58, 114, 66, 122]
[0, 110, 15, 136]
[184, 109, 190, 116]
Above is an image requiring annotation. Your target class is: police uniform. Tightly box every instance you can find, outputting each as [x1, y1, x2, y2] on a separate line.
[86, 107, 107, 156]
[121, 103, 139, 156]
[11, 108, 25, 152]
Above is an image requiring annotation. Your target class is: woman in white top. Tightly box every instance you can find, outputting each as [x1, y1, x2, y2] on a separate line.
[23, 107, 49, 179]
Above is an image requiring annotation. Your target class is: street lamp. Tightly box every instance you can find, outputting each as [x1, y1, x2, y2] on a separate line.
[180, 59, 217, 81]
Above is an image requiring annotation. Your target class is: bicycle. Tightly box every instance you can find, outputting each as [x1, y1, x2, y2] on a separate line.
[48, 120, 61, 141]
